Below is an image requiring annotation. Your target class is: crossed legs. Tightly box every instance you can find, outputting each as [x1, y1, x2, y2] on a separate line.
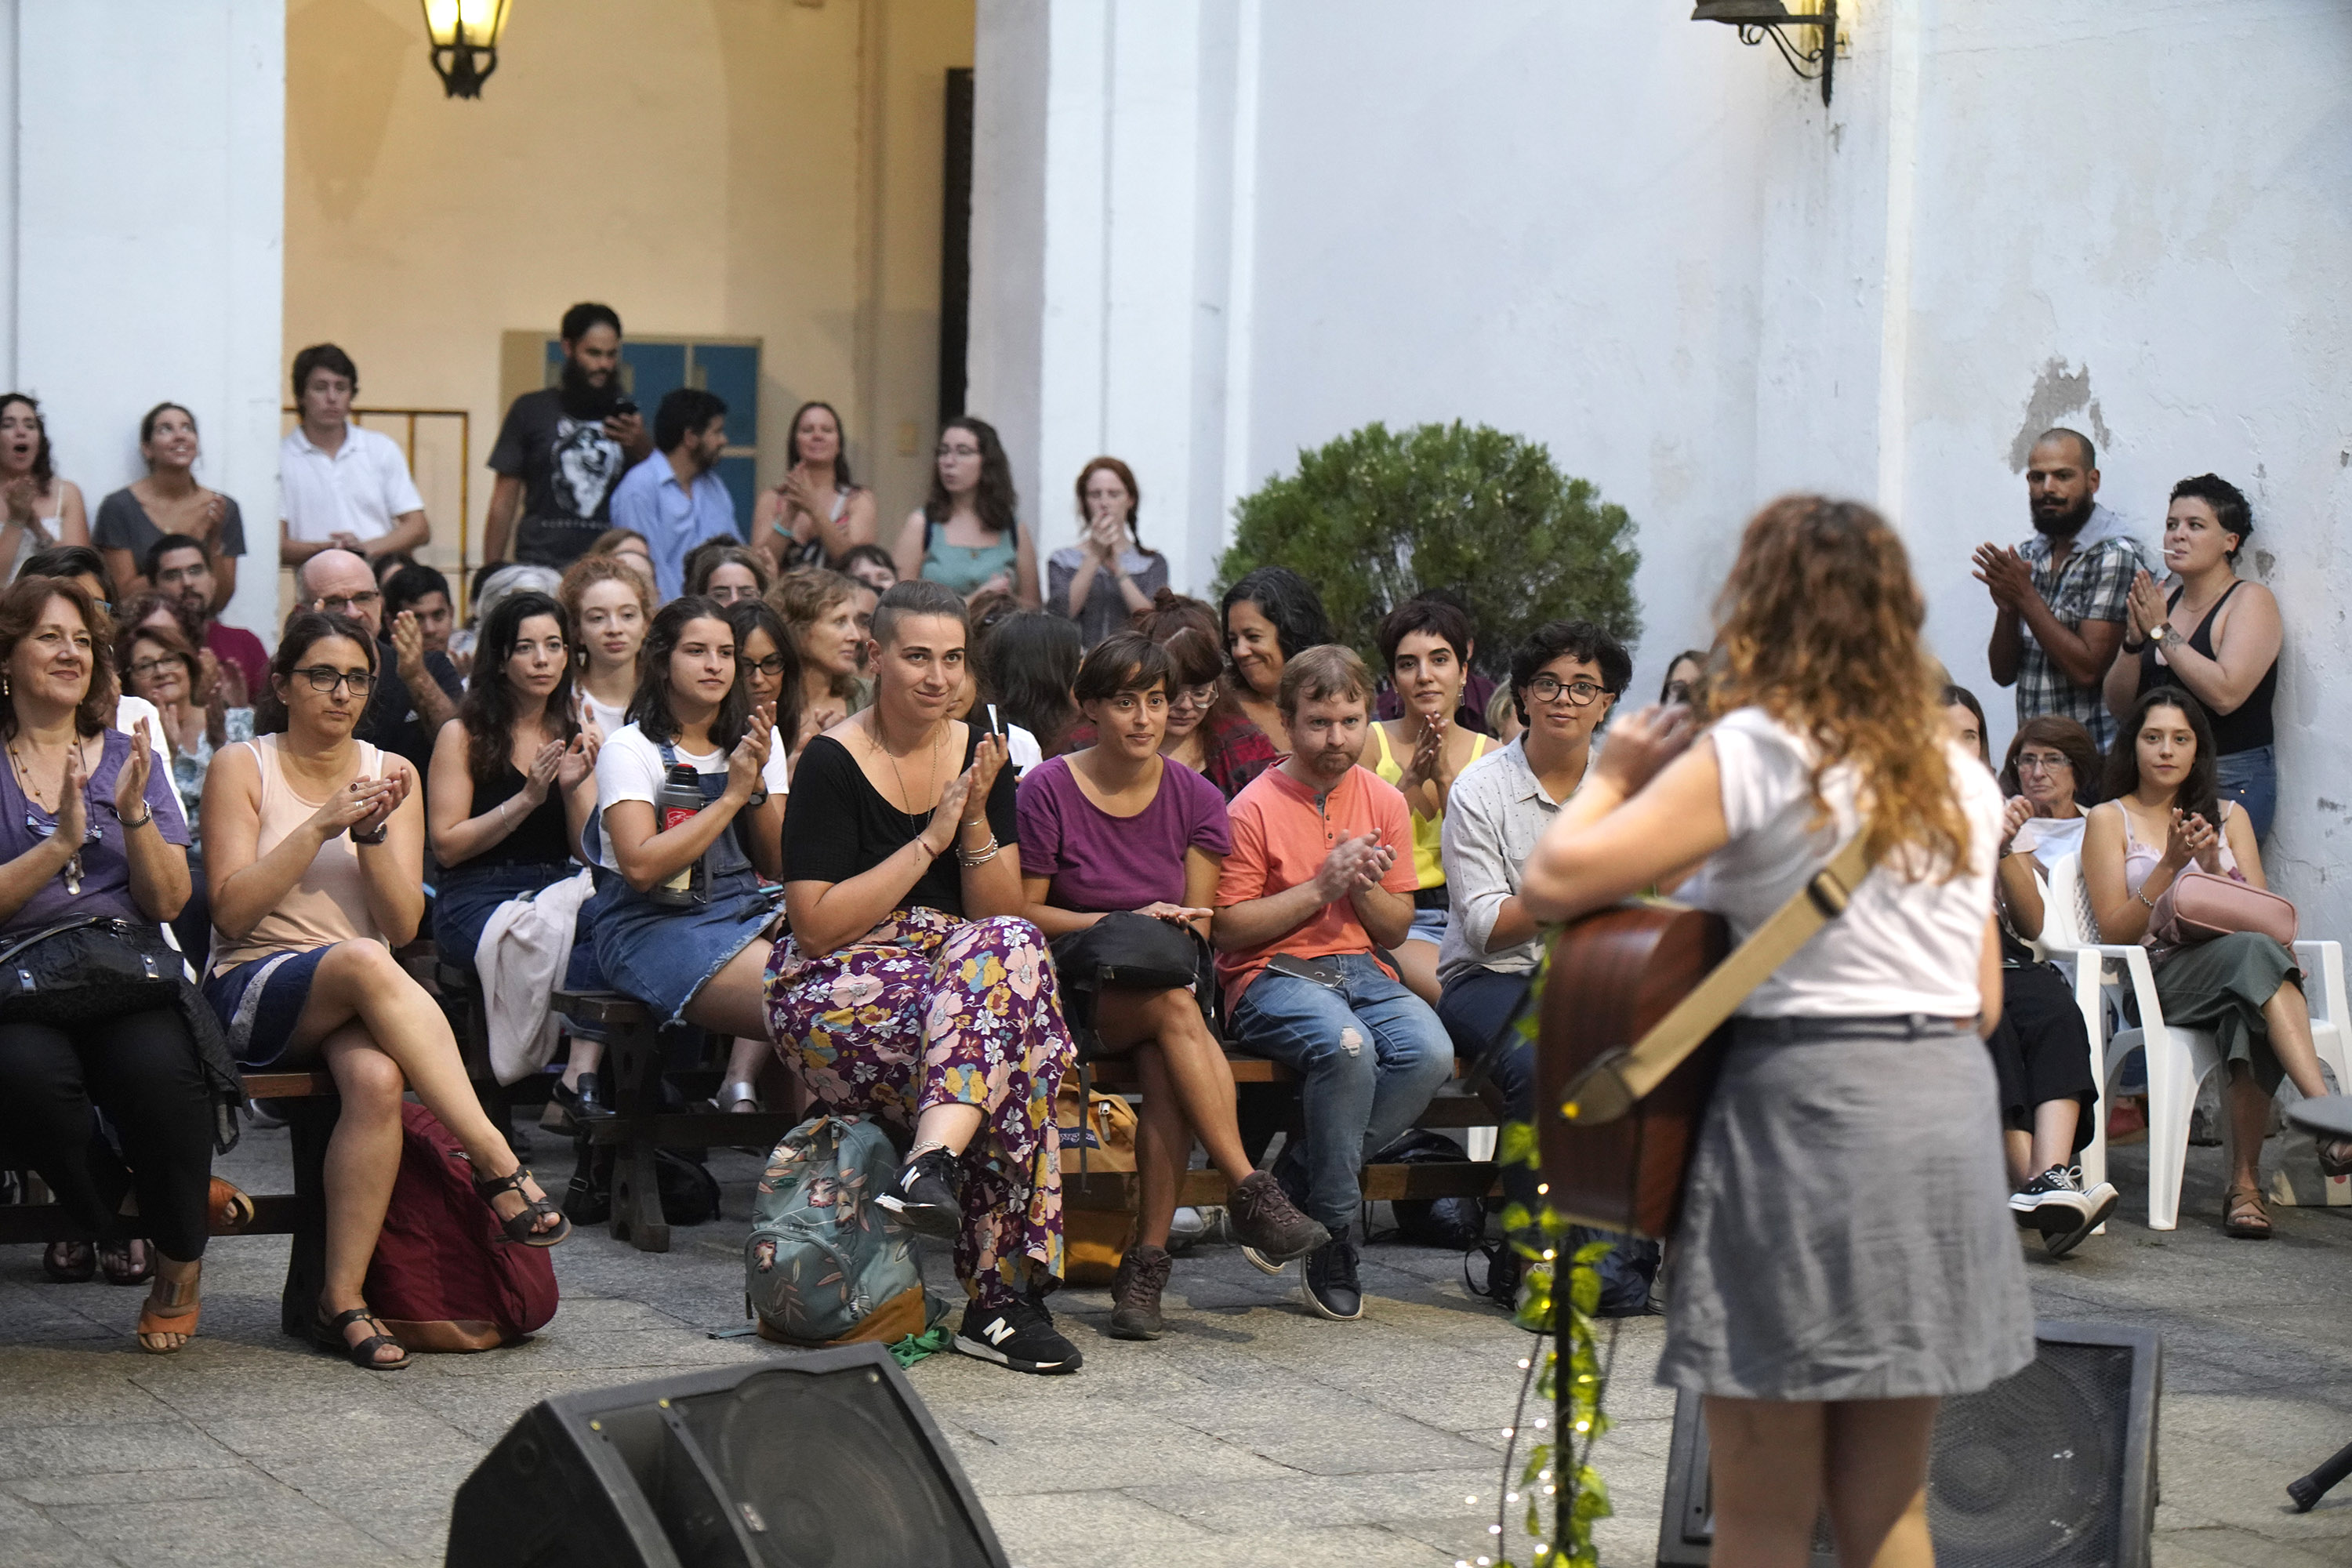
[1091, 985, 1256, 1250]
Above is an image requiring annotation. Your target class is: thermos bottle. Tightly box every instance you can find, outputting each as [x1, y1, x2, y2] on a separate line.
[652, 763, 706, 907]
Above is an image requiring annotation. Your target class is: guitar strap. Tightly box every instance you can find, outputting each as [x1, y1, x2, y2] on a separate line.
[1559, 826, 1876, 1125]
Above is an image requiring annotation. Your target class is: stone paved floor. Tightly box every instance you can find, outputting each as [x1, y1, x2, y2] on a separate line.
[3, 1124, 2350, 1566]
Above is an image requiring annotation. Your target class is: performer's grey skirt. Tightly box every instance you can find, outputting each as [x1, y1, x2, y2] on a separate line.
[1656, 1017, 2035, 1403]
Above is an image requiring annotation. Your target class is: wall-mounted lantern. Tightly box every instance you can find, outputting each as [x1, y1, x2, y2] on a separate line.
[1692, 1, 1837, 107]
[421, 0, 511, 99]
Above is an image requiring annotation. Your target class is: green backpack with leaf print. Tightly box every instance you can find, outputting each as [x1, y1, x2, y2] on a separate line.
[744, 1113, 934, 1347]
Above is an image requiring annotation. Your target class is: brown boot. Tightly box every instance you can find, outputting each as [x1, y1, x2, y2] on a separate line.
[1227, 1170, 1331, 1265]
[1109, 1243, 1173, 1340]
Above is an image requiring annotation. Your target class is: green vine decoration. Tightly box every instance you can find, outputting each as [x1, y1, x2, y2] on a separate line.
[1480, 956, 1617, 1568]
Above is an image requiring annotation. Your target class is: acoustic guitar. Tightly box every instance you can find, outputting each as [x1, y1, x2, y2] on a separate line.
[1535, 832, 1872, 1240]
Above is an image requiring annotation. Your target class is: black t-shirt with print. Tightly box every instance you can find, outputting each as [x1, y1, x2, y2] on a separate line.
[488, 387, 629, 568]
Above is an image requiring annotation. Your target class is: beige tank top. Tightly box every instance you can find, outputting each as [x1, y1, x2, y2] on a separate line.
[208, 735, 387, 974]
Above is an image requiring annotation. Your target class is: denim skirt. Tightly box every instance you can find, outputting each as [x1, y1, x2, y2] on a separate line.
[202, 946, 336, 1068]
[586, 866, 783, 1025]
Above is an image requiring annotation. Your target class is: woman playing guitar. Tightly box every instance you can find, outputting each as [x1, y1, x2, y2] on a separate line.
[1520, 496, 2026, 1568]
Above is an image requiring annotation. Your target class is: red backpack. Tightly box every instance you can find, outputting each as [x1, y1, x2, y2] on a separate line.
[364, 1102, 560, 1352]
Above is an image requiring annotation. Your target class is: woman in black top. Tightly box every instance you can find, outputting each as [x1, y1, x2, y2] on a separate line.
[768, 579, 1080, 1376]
[427, 591, 597, 970]
[2103, 472, 2281, 838]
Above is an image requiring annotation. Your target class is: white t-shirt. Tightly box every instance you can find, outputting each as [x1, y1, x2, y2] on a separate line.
[578, 691, 628, 746]
[279, 424, 426, 543]
[592, 721, 789, 873]
[1678, 706, 2001, 1019]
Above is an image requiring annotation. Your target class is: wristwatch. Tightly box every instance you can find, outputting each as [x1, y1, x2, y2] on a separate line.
[2151, 622, 2180, 652]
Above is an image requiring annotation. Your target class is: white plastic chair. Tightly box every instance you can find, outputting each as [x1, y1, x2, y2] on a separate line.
[2038, 851, 2351, 1229]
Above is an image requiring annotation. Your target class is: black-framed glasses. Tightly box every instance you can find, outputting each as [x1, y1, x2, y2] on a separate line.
[1525, 675, 1605, 707]
[745, 654, 789, 677]
[126, 656, 184, 681]
[314, 591, 381, 616]
[294, 666, 376, 695]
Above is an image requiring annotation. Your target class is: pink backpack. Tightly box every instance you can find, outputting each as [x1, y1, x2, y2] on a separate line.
[363, 1102, 560, 1352]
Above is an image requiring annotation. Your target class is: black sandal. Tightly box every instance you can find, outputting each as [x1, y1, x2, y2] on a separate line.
[314, 1305, 410, 1370]
[42, 1240, 95, 1283]
[2321, 1139, 2352, 1180]
[99, 1236, 155, 1287]
[474, 1167, 572, 1247]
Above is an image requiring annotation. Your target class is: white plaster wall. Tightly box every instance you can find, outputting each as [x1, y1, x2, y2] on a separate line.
[973, 0, 2352, 932]
[9, 0, 285, 643]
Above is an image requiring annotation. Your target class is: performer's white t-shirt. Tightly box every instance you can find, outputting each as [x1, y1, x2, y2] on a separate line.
[1678, 706, 2000, 1019]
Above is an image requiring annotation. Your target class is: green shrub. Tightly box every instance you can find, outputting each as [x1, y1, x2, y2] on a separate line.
[1216, 421, 1640, 676]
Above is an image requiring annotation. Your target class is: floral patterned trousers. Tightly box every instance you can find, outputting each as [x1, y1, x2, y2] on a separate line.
[765, 907, 1073, 1307]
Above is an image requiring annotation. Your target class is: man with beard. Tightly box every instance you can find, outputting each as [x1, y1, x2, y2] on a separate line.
[1213, 644, 1454, 1322]
[611, 387, 739, 601]
[1974, 426, 2143, 750]
[485, 302, 655, 569]
[147, 533, 269, 700]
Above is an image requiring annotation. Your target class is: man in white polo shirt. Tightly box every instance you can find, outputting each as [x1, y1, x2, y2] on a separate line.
[278, 343, 432, 567]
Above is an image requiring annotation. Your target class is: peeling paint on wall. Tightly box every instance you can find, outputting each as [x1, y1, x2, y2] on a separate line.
[2008, 358, 2117, 471]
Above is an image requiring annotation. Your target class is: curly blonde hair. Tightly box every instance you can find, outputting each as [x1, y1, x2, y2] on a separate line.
[1704, 496, 1969, 878]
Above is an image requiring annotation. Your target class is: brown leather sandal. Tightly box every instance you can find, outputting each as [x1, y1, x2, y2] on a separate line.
[474, 1167, 571, 1247]
[137, 1265, 201, 1354]
[314, 1305, 410, 1370]
[2223, 1183, 2274, 1240]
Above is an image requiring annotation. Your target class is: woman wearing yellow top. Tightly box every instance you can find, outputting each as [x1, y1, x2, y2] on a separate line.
[1366, 597, 1493, 1004]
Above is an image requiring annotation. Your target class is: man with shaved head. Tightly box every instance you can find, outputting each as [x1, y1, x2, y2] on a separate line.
[1973, 427, 2144, 750]
[295, 548, 460, 779]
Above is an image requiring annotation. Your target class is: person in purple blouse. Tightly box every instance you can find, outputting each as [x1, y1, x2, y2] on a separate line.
[1017, 633, 1328, 1340]
[0, 574, 221, 1353]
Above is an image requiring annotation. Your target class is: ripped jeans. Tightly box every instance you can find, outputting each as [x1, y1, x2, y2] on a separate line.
[1228, 952, 1457, 1232]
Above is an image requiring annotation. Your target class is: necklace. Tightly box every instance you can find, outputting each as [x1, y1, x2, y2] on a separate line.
[865, 711, 943, 830]
[9, 733, 92, 893]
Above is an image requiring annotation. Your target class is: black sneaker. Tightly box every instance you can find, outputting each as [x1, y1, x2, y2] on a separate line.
[2009, 1165, 2117, 1258]
[954, 1297, 1083, 1374]
[876, 1147, 962, 1239]
[1109, 1243, 1173, 1341]
[1301, 1236, 1363, 1322]
[1227, 1171, 1331, 1265]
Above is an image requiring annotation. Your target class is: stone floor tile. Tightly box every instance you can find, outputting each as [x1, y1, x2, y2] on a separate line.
[43, 1493, 401, 1568]
[6, 1466, 281, 1507]
[0, 1420, 239, 1480]
[0, 1519, 129, 1568]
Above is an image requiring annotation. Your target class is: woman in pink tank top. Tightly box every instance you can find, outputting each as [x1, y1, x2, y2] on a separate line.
[200, 612, 569, 1371]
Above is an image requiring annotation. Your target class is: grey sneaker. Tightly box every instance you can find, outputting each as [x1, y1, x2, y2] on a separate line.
[1109, 1243, 1173, 1340]
[2009, 1165, 2118, 1259]
[1226, 1171, 1331, 1265]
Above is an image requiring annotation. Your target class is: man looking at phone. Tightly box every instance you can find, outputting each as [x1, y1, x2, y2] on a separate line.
[485, 302, 655, 569]
[1213, 644, 1454, 1321]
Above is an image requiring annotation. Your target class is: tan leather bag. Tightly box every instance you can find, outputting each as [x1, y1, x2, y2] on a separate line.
[2151, 869, 2297, 949]
[1054, 1083, 1138, 1284]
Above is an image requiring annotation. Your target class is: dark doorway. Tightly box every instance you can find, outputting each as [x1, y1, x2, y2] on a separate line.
[937, 67, 975, 427]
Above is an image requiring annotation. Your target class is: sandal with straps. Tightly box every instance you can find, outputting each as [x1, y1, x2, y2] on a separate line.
[2320, 1139, 2352, 1181]
[42, 1240, 96, 1283]
[474, 1167, 572, 1247]
[314, 1304, 411, 1370]
[137, 1265, 201, 1355]
[2223, 1182, 2274, 1240]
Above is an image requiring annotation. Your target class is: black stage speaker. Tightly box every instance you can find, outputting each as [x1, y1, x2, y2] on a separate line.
[446, 1343, 1008, 1568]
[1656, 1321, 2160, 1567]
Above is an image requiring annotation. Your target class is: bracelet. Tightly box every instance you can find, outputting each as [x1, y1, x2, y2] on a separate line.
[2136, 888, 2158, 910]
[352, 822, 388, 845]
[963, 816, 987, 830]
[120, 808, 154, 830]
[956, 837, 1001, 867]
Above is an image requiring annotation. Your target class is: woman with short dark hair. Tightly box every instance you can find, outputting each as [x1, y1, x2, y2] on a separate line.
[1219, 566, 1330, 755]
[768, 579, 1080, 1374]
[1018, 633, 1325, 1338]
[980, 608, 1082, 760]
[2103, 473, 2282, 840]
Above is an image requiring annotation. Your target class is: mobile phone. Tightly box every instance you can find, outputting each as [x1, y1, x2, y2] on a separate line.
[983, 703, 1001, 739]
[612, 398, 638, 418]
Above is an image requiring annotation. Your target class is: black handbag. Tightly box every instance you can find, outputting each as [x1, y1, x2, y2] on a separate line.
[0, 915, 183, 1027]
[1047, 911, 1213, 1061]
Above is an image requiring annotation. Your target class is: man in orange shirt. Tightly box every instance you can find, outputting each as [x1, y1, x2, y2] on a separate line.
[1214, 645, 1455, 1320]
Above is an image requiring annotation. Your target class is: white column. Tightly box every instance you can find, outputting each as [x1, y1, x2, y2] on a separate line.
[971, 0, 1252, 601]
[10, 0, 285, 641]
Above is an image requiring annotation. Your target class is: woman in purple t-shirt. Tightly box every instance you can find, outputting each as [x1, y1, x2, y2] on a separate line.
[1017, 633, 1329, 1340]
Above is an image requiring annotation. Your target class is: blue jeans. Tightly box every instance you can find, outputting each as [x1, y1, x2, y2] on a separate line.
[2216, 745, 2276, 844]
[1229, 953, 1457, 1231]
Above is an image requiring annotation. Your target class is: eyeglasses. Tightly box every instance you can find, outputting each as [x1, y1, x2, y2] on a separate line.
[2015, 753, 2074, 775]
[314, 591, 381, 616]
[1168, 682, 1220, 709]
[936, 442, 982, 459]
[127, 656, 184, 681]
[1524, 675, 1606, 707]
[293, 666, 376, 695]
[745, 654, 789, 677]
[708, 584, 760, 604]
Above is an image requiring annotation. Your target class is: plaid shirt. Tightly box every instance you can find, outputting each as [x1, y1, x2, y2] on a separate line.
[2013, 523, 2138, 750]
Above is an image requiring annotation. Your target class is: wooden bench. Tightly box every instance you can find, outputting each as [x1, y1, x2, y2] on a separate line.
[548, 989, 799, 1254]
[1062, 1051, 1504, 1211]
